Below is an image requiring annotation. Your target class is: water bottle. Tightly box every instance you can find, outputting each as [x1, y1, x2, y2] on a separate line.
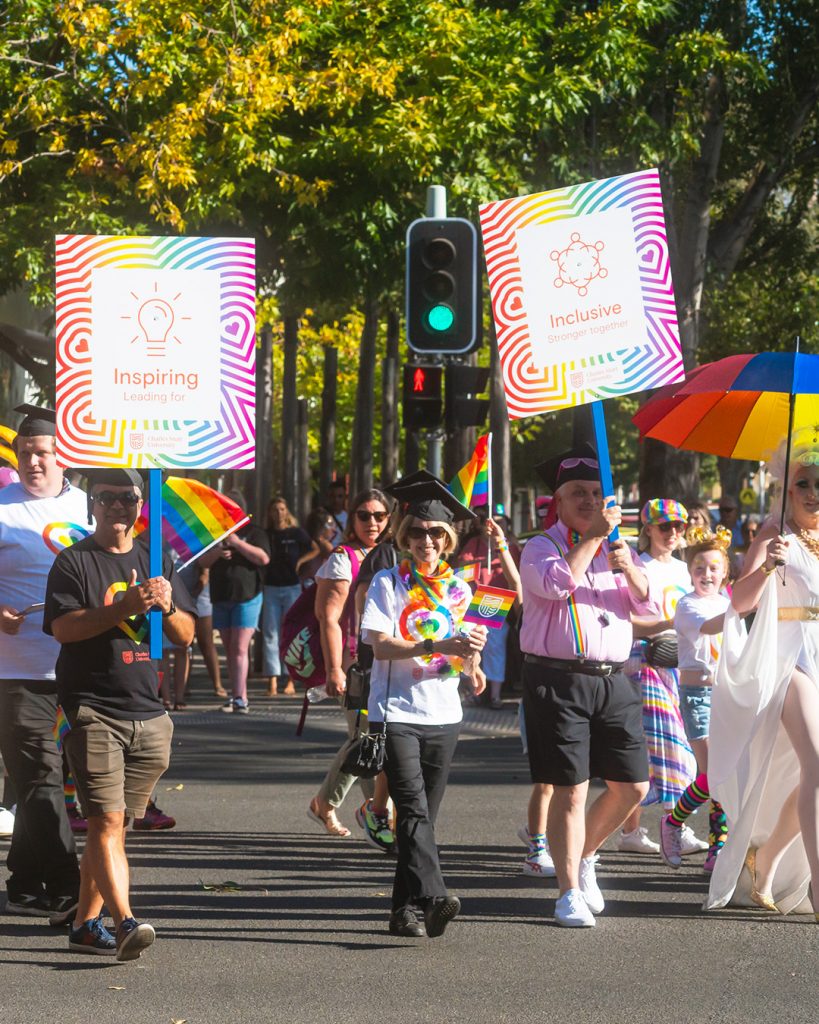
[306, 686, 330, 704]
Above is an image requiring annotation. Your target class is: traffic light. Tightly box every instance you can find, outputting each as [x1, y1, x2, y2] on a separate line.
[445, 365, 490, 430]
[406, 217, 481, 355]
[402, 363, 443, 431]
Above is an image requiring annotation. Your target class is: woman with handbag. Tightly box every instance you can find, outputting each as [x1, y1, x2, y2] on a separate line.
[621, 499, 702, 854]
[361, 477, 487, 938]
[306, 488, 393, 841]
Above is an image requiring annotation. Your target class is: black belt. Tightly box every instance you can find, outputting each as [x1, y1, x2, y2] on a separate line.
[524, 654, 624, 677]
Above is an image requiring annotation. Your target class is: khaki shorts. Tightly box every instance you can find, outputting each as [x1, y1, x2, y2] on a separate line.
[63, 705, 173, 819]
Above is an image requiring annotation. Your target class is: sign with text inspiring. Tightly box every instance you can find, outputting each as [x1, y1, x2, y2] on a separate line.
[55, 235, 256, 468]
[479, 169, 683, 419]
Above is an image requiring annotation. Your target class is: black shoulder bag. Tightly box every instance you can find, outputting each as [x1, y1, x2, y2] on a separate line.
[341, 572, 396, 778]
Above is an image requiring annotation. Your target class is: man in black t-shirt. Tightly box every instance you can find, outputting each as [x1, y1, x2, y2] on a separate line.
[44, 468, 195, 961]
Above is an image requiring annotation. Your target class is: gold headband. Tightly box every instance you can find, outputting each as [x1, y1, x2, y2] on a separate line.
[685, 524, 732, 551]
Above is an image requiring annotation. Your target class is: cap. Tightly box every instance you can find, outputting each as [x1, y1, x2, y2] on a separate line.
[640, 498, 688, 525]
[85, 468, 145, 491]
[535, 496, 553, 519]
[535, 442, 600, 494]
[389, 474, 476, 524]
[14, 403, 56, 437]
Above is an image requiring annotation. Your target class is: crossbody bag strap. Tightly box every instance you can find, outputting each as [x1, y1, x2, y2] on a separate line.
[382, 569, 397, 729]
[544, 531, 584, 658]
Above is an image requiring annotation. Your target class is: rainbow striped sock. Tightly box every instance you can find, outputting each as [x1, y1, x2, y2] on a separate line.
[669, 773, 709, 827]
[708, 800, 728, 849]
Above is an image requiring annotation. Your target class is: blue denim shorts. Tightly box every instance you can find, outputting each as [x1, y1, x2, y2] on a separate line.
[679, 685, 712, 741]
[212, 593, 263, 631]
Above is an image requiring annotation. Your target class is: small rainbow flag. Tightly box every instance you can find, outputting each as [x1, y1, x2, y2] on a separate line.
[134, 477, 249, 569]
[455, 562, 479, 583]
[462, 584, 516, 630]
[449, 434, 489, 507]
[53, 704, 71, 752]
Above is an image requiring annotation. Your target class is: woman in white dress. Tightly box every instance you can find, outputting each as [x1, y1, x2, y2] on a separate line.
[706, 434, 819, 919]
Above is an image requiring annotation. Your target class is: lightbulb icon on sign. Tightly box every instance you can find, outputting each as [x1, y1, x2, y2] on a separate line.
[137, 299, 175, 356]
[122, 282, 190, 357]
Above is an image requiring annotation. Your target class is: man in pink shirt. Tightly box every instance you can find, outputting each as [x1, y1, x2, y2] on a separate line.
[520, 443, 655, 928]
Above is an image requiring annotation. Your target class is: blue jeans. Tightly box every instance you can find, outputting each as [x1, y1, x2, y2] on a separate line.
[679, 685, 712, 741]
[262, 584, 302, 677]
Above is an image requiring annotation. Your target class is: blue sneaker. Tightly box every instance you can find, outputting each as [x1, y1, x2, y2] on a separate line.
[116, 916, 156, 961]
[233, 698, 249, 714]
[69, 914, 117, 955]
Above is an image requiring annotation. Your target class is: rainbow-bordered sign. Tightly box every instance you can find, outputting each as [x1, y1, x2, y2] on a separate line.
[55, 234, 256, 469]
[479, 169, 683, 419]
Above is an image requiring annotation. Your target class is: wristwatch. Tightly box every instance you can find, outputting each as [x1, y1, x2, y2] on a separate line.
[422, 638, 435, 655]
[162, 600, 177, 618]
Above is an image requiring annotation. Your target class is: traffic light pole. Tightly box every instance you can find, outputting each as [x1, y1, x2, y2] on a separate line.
[421, 185, 446, 477]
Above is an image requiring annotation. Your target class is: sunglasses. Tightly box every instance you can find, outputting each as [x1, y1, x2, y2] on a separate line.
[355, 509, 388, 523]
[655, 521, 685, 533]
[407, 526, 447, 541]
[93, 490, 141, 507]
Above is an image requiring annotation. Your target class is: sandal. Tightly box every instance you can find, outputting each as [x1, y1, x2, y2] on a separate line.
[214, 688, 228, 699]
[745, 848, 777, 912]
[307, 800, 351, 838]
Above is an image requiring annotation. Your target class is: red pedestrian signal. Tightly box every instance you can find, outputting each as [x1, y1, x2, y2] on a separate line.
[413, 367, 426, 392]
[402, 364, 443, 430]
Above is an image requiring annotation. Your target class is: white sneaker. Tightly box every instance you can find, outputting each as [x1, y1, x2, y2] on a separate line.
[578, 856, 604, 914]
[0, 806, 14, 836]
[523, 843, 556, 878]
[554, 889, 595, 928]
[659, 815, 683, 868]
[679, 823, 709, 855]
[617, 826, 660, 854]
[517, 825, 531, 846]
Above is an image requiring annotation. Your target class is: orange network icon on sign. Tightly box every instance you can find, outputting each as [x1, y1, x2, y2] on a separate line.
[550, 232, 607, 298]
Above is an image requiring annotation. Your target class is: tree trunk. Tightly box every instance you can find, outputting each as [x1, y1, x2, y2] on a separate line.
[489, 322, 511, 515]
[319, 345, 338, 501]
[281, 315, 299, 510]
[349, 299, 378, 496]
[380, 310, 399, 487]
[254, 324, 274, 523]
[296, 397, 311, 522]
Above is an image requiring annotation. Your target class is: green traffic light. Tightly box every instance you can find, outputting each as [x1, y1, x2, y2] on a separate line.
[427, 304, 454, 332]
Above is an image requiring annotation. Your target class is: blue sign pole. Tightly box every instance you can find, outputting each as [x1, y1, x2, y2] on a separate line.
[590, 400, 620, 544]
[149, 468, 164, 659]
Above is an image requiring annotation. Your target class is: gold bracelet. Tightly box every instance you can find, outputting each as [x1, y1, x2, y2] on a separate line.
[760, 563, 776, 576]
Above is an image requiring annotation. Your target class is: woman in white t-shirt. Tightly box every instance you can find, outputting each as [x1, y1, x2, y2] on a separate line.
[622, 499, 699, 854]
[307, 488, 392, 840]
[361, 477, 487, 939]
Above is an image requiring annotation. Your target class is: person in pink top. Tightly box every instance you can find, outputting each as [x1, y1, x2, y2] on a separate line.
[519, 443, 656, 928]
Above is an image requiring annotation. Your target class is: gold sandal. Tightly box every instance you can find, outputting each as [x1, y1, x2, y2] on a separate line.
[307, 800, 351, 838]
[745, 848, 777, 912]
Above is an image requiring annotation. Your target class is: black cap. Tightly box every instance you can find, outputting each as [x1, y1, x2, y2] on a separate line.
[388, 474, 475, 525]
[85, 468, 145, 491]
[535, 442, 600, 494]
[14, 403, 56, 437]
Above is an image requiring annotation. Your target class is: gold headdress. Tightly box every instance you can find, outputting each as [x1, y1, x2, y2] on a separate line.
[684, 524, 732, 551]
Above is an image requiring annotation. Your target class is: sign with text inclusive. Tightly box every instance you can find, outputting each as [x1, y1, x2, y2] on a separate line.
[478, 169, 683, 419]
[55, 235, 256, 468]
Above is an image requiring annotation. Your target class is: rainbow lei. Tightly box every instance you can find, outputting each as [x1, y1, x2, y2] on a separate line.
[398, 558, 469, 676]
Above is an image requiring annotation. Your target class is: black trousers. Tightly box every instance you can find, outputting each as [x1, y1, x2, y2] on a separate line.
[384, 721, 460, 914]
[0, 681, 80, 900]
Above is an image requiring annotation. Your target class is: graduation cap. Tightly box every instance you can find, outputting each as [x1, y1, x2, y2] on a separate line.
[535, 442, 600, 494]
[387, 473, 475, 525]
[84, 468, 145, 491]
[14, 403, 56, 437]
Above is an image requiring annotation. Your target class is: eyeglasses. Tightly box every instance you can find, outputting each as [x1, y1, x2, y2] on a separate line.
[407, 526, 447, 541]
[355, 509, 388, 523]
[92, 490, 140, 507]
[656, 521, 685, 533]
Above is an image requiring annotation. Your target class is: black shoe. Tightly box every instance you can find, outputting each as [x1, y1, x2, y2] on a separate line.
[388, 908, 426, 938]
[423, 895, 460, 938]
[48, 894, 80, 928]
[5, 892, 51, 917]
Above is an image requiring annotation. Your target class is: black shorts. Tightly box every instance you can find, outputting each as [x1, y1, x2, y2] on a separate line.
[522, 660, 649, 787]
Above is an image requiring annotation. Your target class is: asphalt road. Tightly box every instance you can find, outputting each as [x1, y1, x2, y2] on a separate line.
[1, 685, 817, 1024]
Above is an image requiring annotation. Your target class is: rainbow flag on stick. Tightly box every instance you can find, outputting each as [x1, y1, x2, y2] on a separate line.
[135, 477, 249, 569]
[449, 433, 490, 508]
[462, 584, 516, 630]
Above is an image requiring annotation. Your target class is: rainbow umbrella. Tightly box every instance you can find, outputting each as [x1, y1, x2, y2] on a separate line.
[633, 352, 819, 461]
[633, 350, 819, 533]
